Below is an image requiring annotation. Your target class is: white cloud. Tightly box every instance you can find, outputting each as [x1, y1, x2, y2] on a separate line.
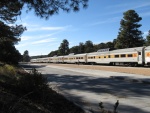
[22, 22, 39, 27]
[32, 38, 57, 44]
[90, 16, 121, 26]
[105, 2, 150, 15]
[41, 27, 65, 31]
[133, 2, 150, 9]
[20, 32, 60, 42]
[15, 43, 29, 48]
[26, 25, 71, 32]
[21, 36, 33, 41]
[107, 2, 150, 10]
[143, 31, 149, 37]
[106, 3, 129, 9]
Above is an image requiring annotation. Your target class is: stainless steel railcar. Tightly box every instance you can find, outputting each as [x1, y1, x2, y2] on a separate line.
[30, 46, 150, 66]
[60, 53, 87, 64]
[86, 46, 145, 66]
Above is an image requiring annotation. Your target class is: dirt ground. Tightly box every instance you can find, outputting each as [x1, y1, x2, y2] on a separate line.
[46, 63, 150, 76]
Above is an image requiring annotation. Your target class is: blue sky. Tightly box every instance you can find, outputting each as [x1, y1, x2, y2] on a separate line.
[15, 0, 150, 56]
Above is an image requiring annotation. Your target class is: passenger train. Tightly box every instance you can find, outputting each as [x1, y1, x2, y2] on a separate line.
[30, 46, 150, 66]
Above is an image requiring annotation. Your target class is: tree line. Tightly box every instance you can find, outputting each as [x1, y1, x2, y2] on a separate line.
[48, 10, 150, 57]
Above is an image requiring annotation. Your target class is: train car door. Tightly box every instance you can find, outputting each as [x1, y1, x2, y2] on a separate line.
[136, 47, 145, 65]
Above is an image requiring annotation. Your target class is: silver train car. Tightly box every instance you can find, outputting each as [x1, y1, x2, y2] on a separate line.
[30, 46, 150, 66]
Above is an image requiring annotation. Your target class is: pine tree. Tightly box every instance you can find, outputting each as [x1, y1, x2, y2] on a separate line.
[78, 42, 85, 53]
[115, 10, 144, 49]
[0, 0, 88, 64]
[58, 39, 69, 55]
[146, 30, 150, 46]
[23, 50, 30, 62]
[84, 40, 94, 53]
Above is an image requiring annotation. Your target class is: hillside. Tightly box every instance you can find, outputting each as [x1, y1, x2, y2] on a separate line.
[0, 64, 84, 113]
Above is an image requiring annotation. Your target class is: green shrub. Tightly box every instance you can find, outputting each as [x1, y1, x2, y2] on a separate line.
[0, 64, 16, 76]
[0, 64, 17, 84]
[4, 64, 16, 76]
[16, 68, 49, 101]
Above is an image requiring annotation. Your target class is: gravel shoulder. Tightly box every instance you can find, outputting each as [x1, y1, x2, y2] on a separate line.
[45, 63, 150, 76]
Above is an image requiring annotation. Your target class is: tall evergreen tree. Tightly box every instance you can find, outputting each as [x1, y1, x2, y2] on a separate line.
[70, 46, 79, 54]
[0, 0, 88, 64]
[23, 50, 30, 62]
[0, 21, 25, 64]
[58, 39, 69, 55]
[0, 41, 22, 64]
[78, 42, 85, 53]
[48, 50, 58, 57]
[98, 43, 107, 49]
[0, 0, 88, 23]
[146, 30, 150, 46]
[84, 40, 94, 53]
[115, 10, 144, 49]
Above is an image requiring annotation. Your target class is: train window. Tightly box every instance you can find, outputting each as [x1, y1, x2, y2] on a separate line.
[99, 57, 101, 58]
[128, 54, 132, 57]
[121, 54, 126, 57]
[94, 56, 95, 59]
[108, 55, 110, 58]
[138, 52, 141, 55]
[104, 56, 106, 58]
[115, 55, 119, 58]
[147, 53, 150, 56]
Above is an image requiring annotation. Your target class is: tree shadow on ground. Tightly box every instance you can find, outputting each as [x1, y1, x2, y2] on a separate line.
[45, 73, 150, 113]
[19, 63, 47, 71]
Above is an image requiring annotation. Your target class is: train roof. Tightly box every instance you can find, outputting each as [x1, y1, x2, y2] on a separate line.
[74, 53, 87, 56]
[109, 46, 145, 53]
[145, 46, 150, 50]
[87, 46, 145, 55]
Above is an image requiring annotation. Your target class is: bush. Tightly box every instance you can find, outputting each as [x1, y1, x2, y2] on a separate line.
[16, 68, 49, 101]
[0, 64, 16, 76]
[0, 64, 17, 85]
[4, 64, 16, 76]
